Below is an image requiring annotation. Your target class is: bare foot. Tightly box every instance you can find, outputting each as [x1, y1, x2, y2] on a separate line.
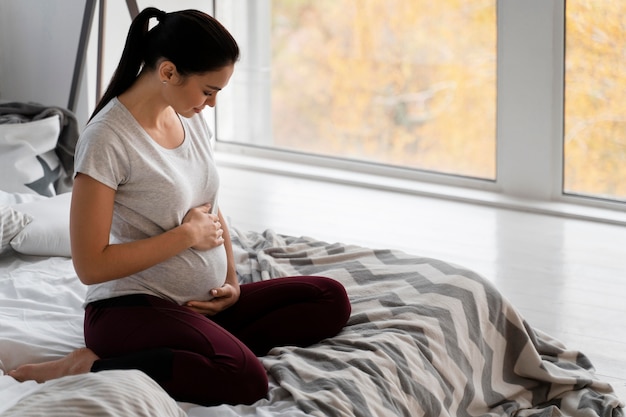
[8, 348, 99, 383]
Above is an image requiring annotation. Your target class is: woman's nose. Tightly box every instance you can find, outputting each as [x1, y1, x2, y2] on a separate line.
[206, 96, 217, 108]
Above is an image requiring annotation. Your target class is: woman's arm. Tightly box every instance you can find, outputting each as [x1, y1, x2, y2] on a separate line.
[70, 173, 221, 285]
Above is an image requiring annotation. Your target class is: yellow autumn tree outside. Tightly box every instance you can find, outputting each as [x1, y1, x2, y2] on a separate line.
[270, 0, 626, 201]
[271, 0, 496, 179]
[565, 1, 626, 201]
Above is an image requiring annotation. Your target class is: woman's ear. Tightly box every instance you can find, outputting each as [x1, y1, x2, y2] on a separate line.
[158, 60, 178, 84]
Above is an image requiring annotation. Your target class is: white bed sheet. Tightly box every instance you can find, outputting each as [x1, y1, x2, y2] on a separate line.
[1, 235, 623, 417]
[0, 252, 85, 372]
[0, 250, 292, 417]
[0, 251, 85, 414]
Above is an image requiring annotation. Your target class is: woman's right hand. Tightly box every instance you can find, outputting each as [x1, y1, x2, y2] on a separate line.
[182, 203, 224, 250]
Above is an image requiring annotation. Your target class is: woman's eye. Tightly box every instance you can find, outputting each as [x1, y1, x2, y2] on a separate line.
[204, 91, 213, 97]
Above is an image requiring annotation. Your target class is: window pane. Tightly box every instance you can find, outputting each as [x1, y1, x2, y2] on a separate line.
[564, 1, 626, 202]
[220, 0, 496, 180]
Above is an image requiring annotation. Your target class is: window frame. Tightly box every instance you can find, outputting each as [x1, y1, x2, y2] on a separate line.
[213, 0, 625, 224]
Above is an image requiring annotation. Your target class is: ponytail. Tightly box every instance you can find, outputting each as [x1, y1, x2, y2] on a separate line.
[90, 8, 239, 120]
[90, 8, 160, 120]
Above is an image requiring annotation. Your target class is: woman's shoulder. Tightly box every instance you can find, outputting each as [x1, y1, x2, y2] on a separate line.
[82, 100, 137, 143]
[75, 101, 132, 182]
[78, 104, 132, 157]
[86, 99, 128, 129]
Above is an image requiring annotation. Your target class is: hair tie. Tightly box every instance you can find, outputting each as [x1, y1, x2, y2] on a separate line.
[155, 10, 167, 23]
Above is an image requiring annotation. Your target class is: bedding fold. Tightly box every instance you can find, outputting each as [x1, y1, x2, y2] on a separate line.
[0, 227, 622, 417]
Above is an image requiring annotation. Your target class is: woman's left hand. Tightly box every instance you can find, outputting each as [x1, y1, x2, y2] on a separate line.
[185, 283, 240, 316]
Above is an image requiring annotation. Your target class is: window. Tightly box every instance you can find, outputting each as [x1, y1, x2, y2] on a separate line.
[216, 0, 497, 180]
[564, 1, 626, 202]
[83, 1, 625, 220]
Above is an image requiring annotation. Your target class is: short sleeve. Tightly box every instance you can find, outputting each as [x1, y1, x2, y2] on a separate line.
[74, 121, 130, 190]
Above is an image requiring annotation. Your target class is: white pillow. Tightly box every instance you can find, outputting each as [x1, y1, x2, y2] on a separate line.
[0, 189, 46, 205]
[0, 205, 32, 254]
[1, 370, 187, 417]
[0, 116, 62, 197]
[10, 192, 72, 257]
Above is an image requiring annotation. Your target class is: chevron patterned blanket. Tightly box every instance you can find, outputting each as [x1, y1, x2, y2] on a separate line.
[189, 228, 624, 417]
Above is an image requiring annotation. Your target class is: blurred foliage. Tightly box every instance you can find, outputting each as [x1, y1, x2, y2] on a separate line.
[564, 1, 626, 201]
[271, 0, 626, 202]
[271, 0, 496, 179]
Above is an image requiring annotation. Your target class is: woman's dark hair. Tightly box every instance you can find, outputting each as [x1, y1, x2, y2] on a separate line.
[90, 8, 239, 119]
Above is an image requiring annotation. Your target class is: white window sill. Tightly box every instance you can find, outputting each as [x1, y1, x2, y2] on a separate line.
[215, 145, 626, 227]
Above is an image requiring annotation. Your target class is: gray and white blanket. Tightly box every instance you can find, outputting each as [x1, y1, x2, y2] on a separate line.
[0, 227, 623, 416]
[187, 228, 624, 417]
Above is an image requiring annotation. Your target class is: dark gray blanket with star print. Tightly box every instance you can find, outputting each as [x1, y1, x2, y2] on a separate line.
[189, 227, 624, 417]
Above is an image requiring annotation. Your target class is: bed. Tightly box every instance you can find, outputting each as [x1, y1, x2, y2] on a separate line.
[0, 105, 624, 416]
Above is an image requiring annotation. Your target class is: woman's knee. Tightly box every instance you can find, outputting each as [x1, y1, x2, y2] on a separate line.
[168, 351, 268, 406]
[237, 359, 269, 405]
[305, 276, 352, 337]
[320, 276, 352, 323]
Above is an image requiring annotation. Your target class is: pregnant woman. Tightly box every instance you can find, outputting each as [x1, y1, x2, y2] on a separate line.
[10, 7, 351, 407]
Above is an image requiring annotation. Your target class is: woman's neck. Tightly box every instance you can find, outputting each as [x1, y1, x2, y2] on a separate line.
[117, 72, 185, 149]
[118, 72, 171, 130]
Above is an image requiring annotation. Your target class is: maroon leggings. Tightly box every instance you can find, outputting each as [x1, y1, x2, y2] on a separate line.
[84, 276, 351, 406]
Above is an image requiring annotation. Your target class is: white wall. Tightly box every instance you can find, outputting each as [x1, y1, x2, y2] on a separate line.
[0, 0, 91, 125]
[0, 0, 217, 128]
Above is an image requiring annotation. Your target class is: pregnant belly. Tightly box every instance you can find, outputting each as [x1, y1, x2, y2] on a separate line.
[144, 245, 228, 304]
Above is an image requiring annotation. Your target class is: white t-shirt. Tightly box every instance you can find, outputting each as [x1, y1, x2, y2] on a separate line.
[75, 98, 227, 305]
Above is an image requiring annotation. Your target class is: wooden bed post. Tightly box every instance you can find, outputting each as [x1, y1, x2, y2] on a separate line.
[67, 0, 140, 113]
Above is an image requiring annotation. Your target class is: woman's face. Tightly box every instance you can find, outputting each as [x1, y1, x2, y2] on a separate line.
[168, 64, 234, 118]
